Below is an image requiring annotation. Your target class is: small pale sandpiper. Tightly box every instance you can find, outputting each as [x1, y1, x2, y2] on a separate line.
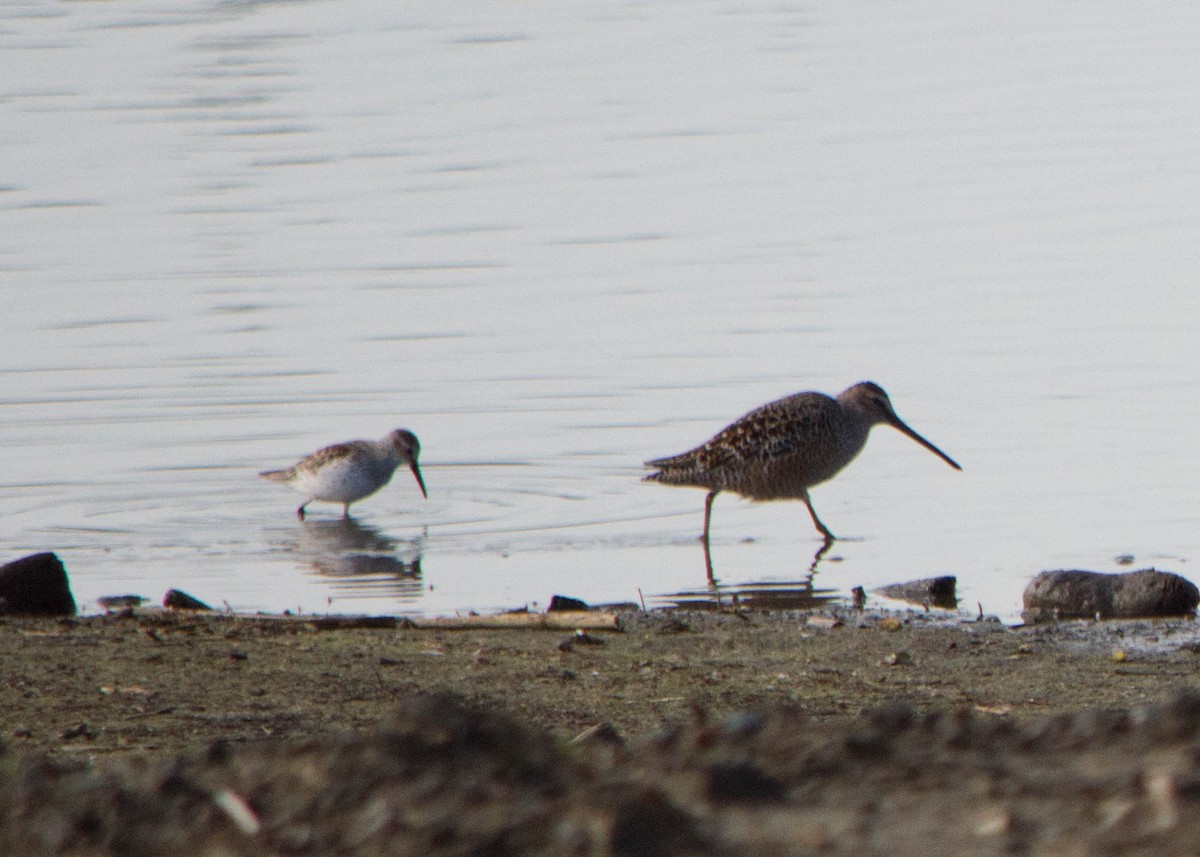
[260, 428, 427, 519]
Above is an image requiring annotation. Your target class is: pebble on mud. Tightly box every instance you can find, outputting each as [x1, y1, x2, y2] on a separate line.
[60, 722, 93, 741]
[572, 630, 605, 646]
[806, 615, 843, 630]
[1022, 569, 1200, 622]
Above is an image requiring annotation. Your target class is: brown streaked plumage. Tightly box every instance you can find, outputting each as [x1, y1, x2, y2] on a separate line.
[644, 382, 960, 575]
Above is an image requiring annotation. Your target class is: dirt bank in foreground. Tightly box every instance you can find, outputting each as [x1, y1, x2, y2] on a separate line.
[1, 607, 1199, 854]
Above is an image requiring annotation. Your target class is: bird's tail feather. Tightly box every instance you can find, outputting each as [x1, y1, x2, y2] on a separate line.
[642, 467, 706, 487]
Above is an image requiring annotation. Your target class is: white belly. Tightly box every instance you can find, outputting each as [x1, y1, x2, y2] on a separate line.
[293, 458, 391, 504]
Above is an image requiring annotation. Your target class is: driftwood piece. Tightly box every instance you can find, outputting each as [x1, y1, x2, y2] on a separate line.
[159, 610, 624, 633]
[409, 611, 622, 631]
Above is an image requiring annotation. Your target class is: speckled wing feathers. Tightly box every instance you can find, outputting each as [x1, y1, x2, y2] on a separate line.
[644, 393, 834, 495]
[258, 440, 372, 483]
[297, 440, 371, 473]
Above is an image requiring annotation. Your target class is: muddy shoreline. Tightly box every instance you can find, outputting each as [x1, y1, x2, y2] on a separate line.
[3, 606, 1200, 853]
[1, 606, 1195, 760]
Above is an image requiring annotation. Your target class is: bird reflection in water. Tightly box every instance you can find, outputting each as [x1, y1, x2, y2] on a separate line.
[655, 540, 840, 611]
[288, 517, 424, 604]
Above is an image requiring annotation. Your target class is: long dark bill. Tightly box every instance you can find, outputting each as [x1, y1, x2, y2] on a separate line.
[888, 417, 962, 471]
[409, 460, 429, 498]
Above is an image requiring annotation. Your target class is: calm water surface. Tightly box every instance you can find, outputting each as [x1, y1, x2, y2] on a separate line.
[3, 1, 1199, 621]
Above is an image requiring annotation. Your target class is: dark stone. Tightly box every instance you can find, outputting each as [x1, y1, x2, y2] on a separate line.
[875, 576, 958, 609]
[162, 589, 212, 611]
[1022, 568, 1200, 622]
[719, 711, 766, 739]
[548, 594, 589, 612]
[866, 701, 919, 734]
[609, 788, 702, 857]
[570, 722, 624, 747]
[60, 722, 92, 741]
[705, 761, 786, 803]
[654, 617, 692, 635]
[0, 552, 76, 616]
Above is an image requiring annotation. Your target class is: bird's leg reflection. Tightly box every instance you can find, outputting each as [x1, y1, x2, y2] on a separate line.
[663, 527, 841, 612]
[701, 490, 717, 584]
[699, 502, 832, 585]
[293, 517, 424, 587]
[700, 523, 830, 609]
[808, 537, 833, 578]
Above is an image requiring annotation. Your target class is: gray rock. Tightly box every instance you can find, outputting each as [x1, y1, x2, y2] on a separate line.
[1022, 568, 1199, 622]
[0, 552, 76, 616]
[548, 594, 589, 612]
[875, 576, 958, 610]
[163, 589, 212, 611]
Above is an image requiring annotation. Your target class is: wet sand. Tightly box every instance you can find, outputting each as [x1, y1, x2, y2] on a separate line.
[1, 607, 1199, 854]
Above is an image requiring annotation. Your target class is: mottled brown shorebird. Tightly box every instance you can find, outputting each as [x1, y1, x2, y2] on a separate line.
[644, 382, 960, 573]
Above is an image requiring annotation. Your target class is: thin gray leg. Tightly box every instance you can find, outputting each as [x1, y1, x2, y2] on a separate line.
[702, 490, 717, 582]
[803, 493, 836, 542]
